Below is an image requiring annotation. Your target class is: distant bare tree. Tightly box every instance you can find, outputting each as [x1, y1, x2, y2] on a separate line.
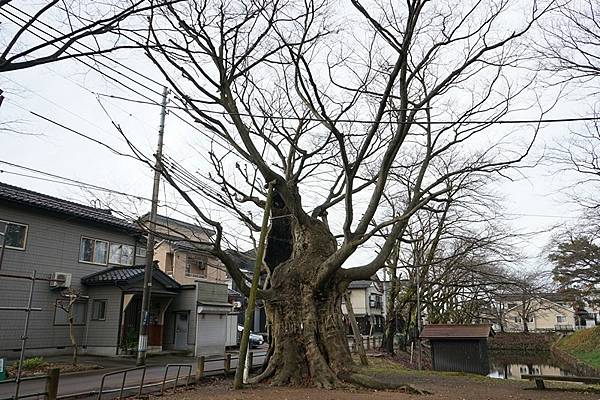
[379, 166, 517, 353]
[502, 268, 556, 332]
[539, 0, 600, 214]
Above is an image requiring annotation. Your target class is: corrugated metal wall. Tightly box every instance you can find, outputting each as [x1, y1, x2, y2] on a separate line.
[431, 339, 489, 375]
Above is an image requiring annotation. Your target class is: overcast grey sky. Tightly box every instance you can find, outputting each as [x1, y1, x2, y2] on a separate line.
[0, 0, 592, 270]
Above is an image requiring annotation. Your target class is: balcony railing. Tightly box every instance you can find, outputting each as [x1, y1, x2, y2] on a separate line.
[185, 271, 206, 278]
[555, 324, 574, 332]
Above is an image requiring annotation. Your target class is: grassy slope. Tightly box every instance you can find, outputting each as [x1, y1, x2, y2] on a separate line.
[557, 327, 600, 369]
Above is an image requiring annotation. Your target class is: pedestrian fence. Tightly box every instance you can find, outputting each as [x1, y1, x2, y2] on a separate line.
[0, 352, 263, 400]
[347, 335, 384, 352]
[0, 369, 59, 400]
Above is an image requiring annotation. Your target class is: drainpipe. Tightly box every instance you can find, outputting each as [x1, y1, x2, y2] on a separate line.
[0, 224, 7, 271]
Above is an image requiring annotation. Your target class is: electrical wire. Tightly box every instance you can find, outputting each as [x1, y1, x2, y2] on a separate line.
[5, 7, 600, 128]
[0, 159, 584, 221]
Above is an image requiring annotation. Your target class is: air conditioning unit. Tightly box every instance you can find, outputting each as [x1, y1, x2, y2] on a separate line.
[50, 272, 72, 289]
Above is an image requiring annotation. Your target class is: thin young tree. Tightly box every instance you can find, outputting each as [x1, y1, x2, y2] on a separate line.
[135, 0, 552, 387]
[56, 289, 86, 366]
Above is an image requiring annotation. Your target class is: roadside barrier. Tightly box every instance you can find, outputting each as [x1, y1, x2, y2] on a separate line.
[0, 352, 264, 400]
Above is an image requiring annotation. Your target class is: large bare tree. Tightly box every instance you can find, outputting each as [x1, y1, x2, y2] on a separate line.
[137, 0, 551, 387]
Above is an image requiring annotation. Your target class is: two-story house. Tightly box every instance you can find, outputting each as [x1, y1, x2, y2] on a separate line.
[342, 278, 385, 335]
[497, 293, 579, 333]
[0, 183, 232, 358]
[142, 214, 228, 284]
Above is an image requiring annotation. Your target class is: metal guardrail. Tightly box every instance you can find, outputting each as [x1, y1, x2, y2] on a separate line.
[1, 352, 267, 400]
[0, 373, 51, 400]
[160, 364, 192, 395]
[98, 367, 146, 400]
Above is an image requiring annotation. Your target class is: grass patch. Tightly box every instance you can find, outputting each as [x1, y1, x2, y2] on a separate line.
[572, 351, 600, 369]
[13, 357, 47, 370]
[356, 356, 496, 383]
[556, 326, 600, 369]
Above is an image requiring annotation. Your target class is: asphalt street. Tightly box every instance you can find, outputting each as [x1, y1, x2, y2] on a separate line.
[0, 351, 267, 400]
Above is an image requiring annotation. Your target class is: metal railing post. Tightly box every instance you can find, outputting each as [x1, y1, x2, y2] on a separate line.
[196, 356, 205, 381]
[15, 270, 36, 400]
[224, 354, 231, 374]
[45, 368, 60, 400]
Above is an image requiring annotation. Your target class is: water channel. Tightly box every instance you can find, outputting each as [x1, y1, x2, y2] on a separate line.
[487, 351, 577, 379]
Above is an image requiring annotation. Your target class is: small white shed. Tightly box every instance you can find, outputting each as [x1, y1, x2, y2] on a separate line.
[194, 280, 233, 356]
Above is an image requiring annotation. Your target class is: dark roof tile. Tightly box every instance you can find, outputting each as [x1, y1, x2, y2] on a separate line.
[81, 265, 181, 290]
[0, 182, 139, 232]
[420, 324, 493, 339]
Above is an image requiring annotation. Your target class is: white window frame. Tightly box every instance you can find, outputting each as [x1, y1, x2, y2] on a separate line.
[0, 219, 28, 250]
[79, 236, 109, 265]
[557, 315, 566, 323]
[108, 242, 135, 266]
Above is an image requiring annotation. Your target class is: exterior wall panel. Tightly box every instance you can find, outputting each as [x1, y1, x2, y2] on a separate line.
[0, 202, 140, 356]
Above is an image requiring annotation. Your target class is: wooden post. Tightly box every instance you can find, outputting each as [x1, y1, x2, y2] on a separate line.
[45, 368, 59, 400]
[196, 356, 205, 381]
[224, 353, 231, 374]
[366, 336, 370, 350]
[344, 292, 368, 366]
[535, 379, 545, 390]
[248, 352, 254, 370]
[234, 181, 275, 389]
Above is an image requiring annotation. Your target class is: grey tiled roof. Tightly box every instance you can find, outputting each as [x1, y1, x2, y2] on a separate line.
[170, 240, 213, 252]
[81, 265, 181, 290]
[348, 280, 373, 289]
[0, 181, 139, 232]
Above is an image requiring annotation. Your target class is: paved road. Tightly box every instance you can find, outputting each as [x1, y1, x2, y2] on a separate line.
[0, 352, 267, 400]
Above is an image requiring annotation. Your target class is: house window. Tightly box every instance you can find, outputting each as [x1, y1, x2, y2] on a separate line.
[166, 252, 174, 273]
[136, 246, 147, 259]
[109, 243, 134, 265]
[0, 220, 28, 250]
[54, 301, 87, 325]
[79, 237, 108, 265]
[91, 300, 107, 321]
[557, 315, 566, 323]
[527, 315, 534, 323]
[514, 316, 522, 323]
[369, 294, 383, 309]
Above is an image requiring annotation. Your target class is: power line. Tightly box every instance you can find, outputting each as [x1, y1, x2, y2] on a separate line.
[94, 92, 600, 125]
[0, 159, 584, 222]
[5, 3, 165, 90]
[1, 8, 233, 154]
[9, 103, 141, 161]
[8, 7, 600, 128]
[0, 159, 254, 214]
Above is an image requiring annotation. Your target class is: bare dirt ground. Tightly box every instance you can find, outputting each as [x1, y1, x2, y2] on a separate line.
[159, 372, 600, 400]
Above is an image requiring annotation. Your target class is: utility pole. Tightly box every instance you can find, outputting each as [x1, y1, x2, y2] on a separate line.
[137, 86, 168, 366]
[0, 223, 7, 271]
[416, 264, 422, 370]
[234, 181, 275, 389]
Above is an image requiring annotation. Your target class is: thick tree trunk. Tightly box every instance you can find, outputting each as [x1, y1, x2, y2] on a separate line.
[250, 218, 353, 388]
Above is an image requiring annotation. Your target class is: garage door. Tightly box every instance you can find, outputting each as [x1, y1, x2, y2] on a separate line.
[195, 313, 227, 356]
